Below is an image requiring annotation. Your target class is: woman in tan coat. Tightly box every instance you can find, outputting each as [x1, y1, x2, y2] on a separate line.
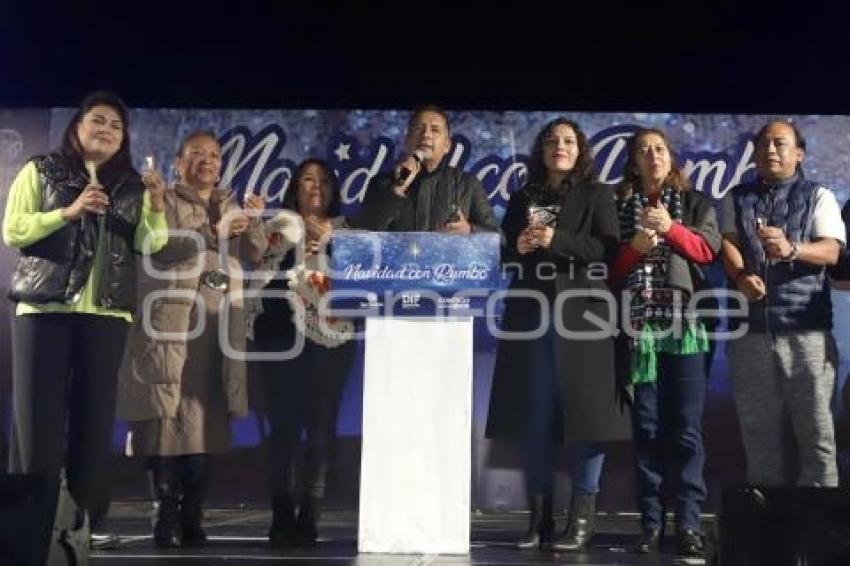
[117, 130, 266, 547]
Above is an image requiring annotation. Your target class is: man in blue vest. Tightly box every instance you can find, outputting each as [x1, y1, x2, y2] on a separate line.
[721, 120, 845, 487]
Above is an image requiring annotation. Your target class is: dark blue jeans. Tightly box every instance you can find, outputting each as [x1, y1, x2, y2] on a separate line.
[524, 326, 605, 497]
[632, 352, 707, 532]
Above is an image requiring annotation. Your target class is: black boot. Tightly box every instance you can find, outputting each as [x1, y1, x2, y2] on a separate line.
[517, 494, 554, 549]
[148, 458, 182, 549]
[635, 527, 662, 553]
[676, 528, 704, 558]
[294, 494, 320, 547]
[269, 496, 297, 547]
[552, 493, 596, 552]
[179, 455, 210, 546]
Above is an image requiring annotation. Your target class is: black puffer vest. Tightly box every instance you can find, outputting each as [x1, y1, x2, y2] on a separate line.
[732, 176, 831, 331]
[8, 153, 144, 311]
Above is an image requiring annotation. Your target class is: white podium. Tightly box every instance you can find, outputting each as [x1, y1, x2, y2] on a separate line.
[357, 316, 474, 554]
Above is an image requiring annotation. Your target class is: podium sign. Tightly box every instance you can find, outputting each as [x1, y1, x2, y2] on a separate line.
[328, 231, 500, 316]
[330, 231, 499, 554]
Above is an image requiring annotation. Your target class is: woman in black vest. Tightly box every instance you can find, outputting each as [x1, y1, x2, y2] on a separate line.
[2, 91, 167, 537]
[486, 118, 631, 551]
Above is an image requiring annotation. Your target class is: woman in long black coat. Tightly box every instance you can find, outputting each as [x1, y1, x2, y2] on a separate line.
[486, 118, 632, 551]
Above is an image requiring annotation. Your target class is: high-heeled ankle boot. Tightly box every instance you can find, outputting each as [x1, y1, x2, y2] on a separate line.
[294, 494, 320, 547]
[268, 496, 297, 547]
[517, 494, 554, 549]
[179, 455, 210, 546]
[552, 493, 596, 551]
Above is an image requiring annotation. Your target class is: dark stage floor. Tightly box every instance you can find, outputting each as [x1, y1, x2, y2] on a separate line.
[90, 501, 714, 565]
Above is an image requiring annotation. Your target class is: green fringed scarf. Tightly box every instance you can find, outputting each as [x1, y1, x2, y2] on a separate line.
[629, 320, 710, 384]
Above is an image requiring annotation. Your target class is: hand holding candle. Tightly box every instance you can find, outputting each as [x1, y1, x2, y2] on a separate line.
[140, 155, 166, 212]
[60, 161, 108, 221]
[85, 160, 100, 186]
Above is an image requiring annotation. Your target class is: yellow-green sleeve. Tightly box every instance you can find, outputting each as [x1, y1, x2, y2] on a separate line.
[133, 190, 168, 254]
[2, 161, 67, 248]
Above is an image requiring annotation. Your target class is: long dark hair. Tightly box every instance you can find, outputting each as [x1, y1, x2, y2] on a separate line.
[59, 91, 133, 180]
[618, 127, 689, 200]
[281, 158, 341, 217]
[526, 118, 594, 198]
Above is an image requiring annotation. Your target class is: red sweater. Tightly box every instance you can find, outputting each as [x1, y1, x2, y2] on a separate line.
[609, 222, 715, 285]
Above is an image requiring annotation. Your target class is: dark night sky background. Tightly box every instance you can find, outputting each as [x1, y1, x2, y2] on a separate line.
[1, 3, 848, 113]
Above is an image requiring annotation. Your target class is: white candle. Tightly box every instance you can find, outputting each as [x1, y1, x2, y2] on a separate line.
[85, 160, 99, 186]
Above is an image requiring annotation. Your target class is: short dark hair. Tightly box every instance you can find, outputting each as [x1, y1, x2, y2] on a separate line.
[408, 104, 451, 133]
[526, 117, 595, 190]
[282, 158, 341, 217]
[754, 120, 807, 151]
[60, 90, 133, 175]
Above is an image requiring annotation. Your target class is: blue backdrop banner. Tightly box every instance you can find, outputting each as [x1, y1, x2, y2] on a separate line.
[2, 107, 850, 510]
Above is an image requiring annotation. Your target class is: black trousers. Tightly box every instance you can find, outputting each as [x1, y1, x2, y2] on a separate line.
[252, 338, 356, 503]
[8, 313, 129, 529]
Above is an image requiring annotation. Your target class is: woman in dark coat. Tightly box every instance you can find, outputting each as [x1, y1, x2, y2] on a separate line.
[486, 118, 631, 552]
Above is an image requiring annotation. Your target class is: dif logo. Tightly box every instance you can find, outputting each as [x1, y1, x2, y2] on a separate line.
[401, 292, 421, 309]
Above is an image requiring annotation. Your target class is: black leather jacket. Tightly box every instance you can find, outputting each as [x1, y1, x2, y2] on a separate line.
[348, 161, 498, 232]
[8, 153, 145, 311]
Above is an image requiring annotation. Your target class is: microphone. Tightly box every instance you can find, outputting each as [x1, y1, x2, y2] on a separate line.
[395, 149, 426, 185]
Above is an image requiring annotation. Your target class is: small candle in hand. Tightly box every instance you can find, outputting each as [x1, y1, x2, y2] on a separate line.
[85, 161, 99, 186]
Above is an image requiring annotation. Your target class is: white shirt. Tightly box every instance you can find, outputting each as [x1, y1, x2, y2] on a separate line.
[811, 187, 846, 244]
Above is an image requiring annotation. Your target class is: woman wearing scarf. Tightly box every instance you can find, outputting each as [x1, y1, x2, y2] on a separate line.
[609, 127, 720, 558]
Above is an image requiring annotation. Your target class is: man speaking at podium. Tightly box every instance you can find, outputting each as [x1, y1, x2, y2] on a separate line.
[344, 105, 498, 554]
[349, 104, 498, 234]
